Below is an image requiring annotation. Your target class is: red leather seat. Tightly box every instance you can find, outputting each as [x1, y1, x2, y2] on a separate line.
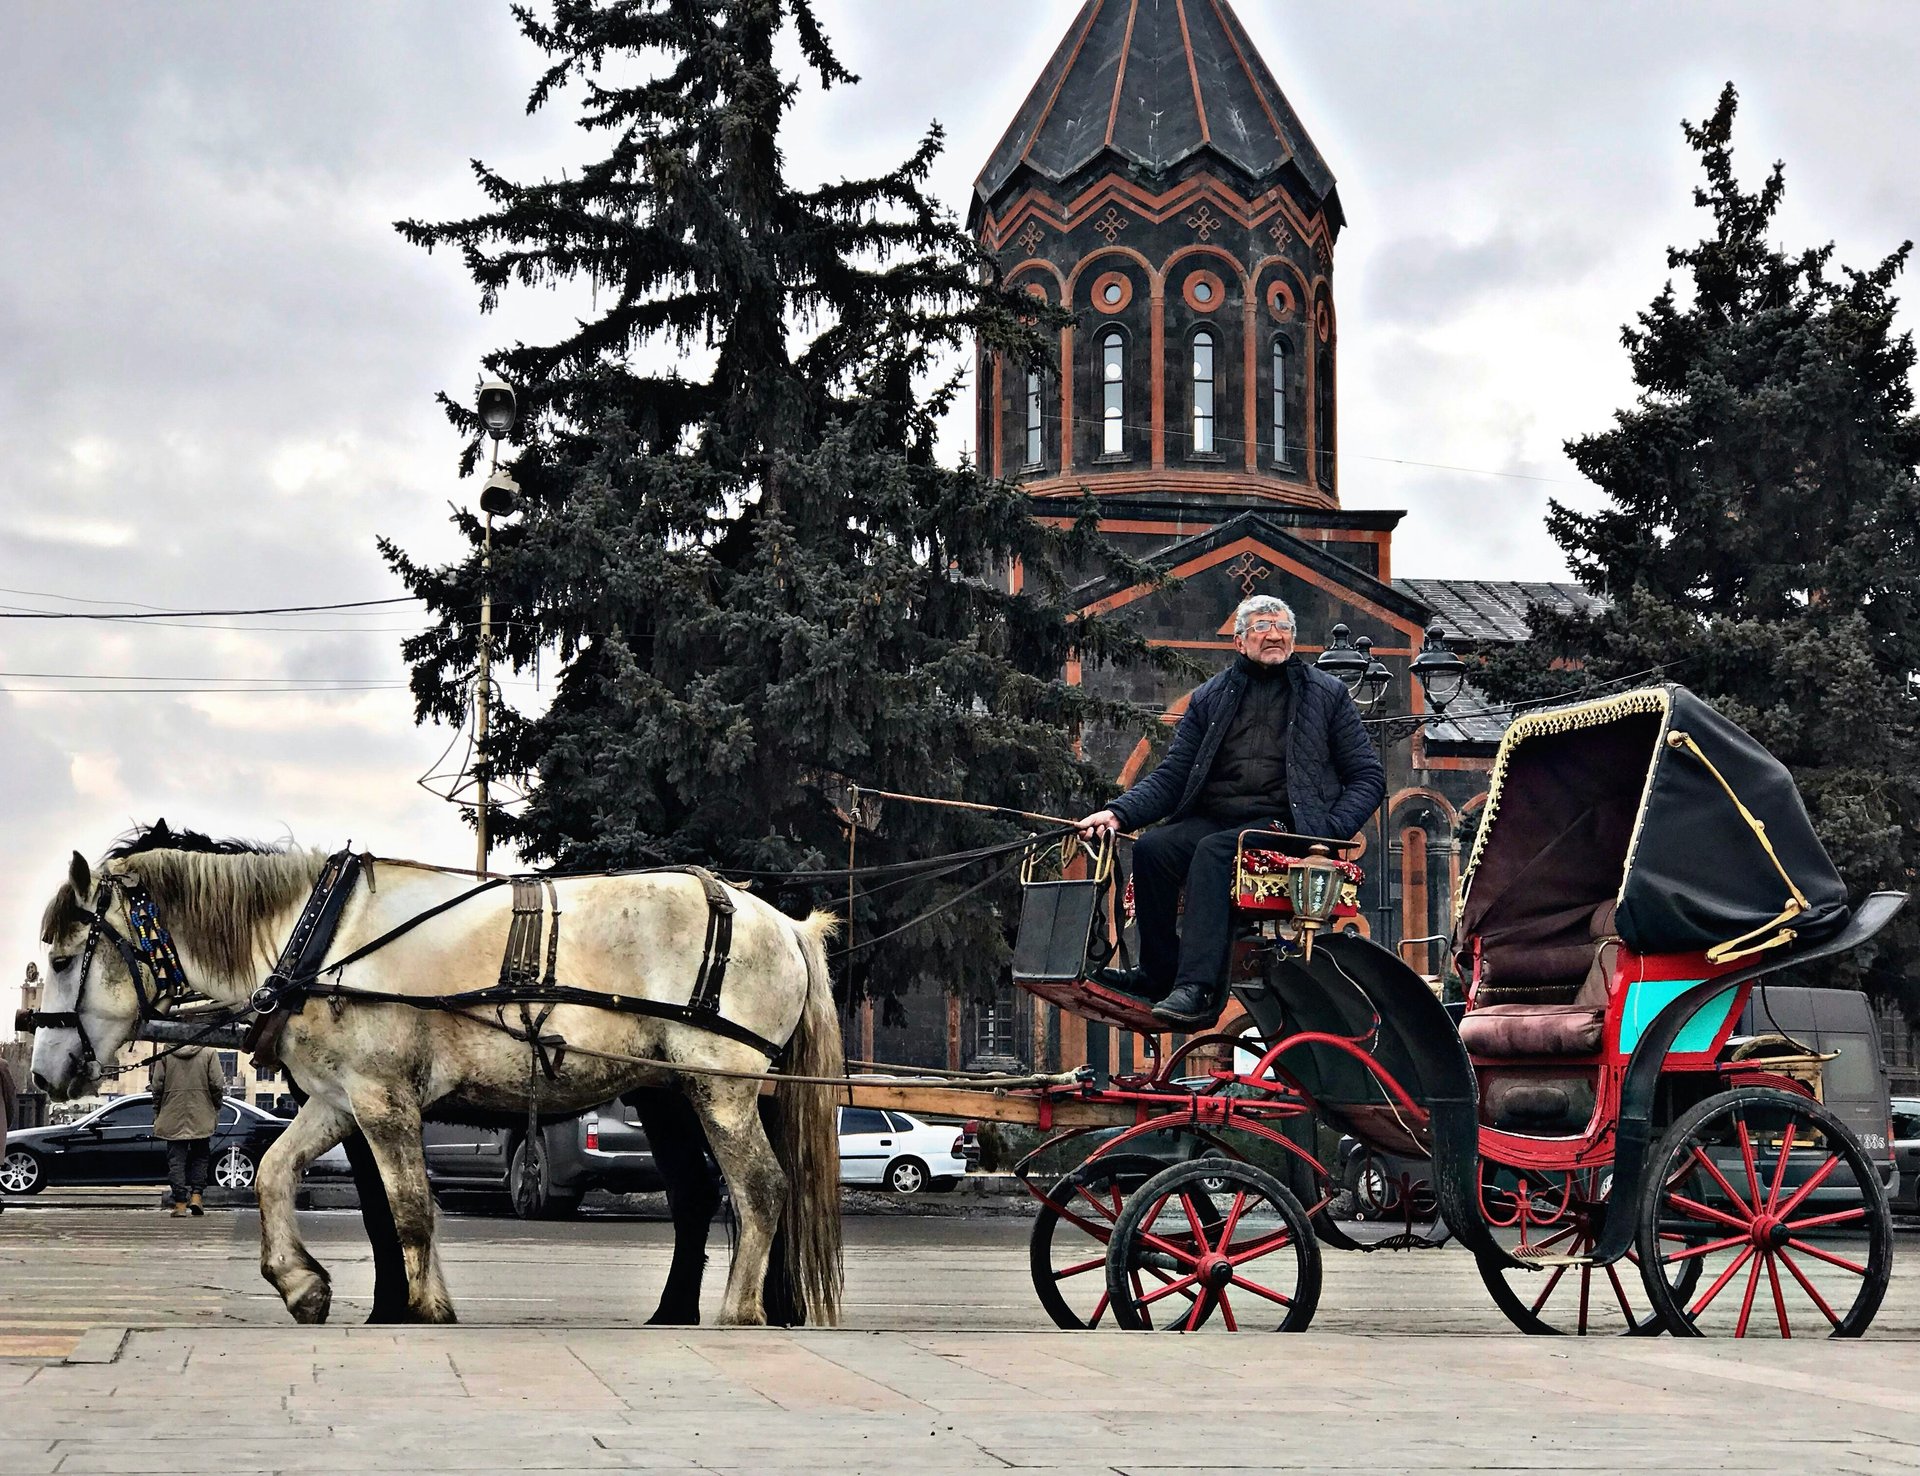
[1459, 1003, 1605, 1058]
[1462, 901, 1618, 1059]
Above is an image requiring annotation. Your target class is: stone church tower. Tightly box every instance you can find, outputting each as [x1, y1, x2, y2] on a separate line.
[946, 0, 1600, 1074]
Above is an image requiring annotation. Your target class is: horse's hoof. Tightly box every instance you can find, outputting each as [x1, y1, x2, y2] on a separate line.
[645, 1304, 701, 1327]
[287, 1278, 332, 1325]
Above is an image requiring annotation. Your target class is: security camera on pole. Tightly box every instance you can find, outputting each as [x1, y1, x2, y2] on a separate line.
[473, 377, 519, 874]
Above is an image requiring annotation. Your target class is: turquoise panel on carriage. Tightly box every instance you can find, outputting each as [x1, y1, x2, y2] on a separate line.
[1617, 977, 1737, 1054]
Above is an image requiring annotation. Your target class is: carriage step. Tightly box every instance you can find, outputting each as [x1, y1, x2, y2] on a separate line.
[1510, 1250, 1592, 1268]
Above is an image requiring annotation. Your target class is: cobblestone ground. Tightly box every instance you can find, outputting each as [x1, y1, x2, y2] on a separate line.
[1, 1199, 1917, 1473]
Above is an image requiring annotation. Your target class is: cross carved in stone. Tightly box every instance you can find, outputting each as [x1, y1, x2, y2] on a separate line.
[1226, 552, 1272, 596]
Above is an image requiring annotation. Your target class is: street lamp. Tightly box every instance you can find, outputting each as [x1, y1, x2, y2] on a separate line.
[1408, 622, 1468, 714]
[1353, 635, 1392, 713]
[1317, 623, 1368, 693]
[472, 377, 519, 874]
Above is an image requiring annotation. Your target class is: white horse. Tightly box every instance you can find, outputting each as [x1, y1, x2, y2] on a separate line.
[31, 826, 843, 1327]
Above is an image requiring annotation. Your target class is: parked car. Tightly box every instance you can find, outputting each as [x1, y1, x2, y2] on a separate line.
[837, 1107, 971, 1194]
[1886, 1097, 1920, 1216]
[308, 1097, 667, 1218]
[1728, 985, 1898, 1205]
[0, 1092, 287, 1195]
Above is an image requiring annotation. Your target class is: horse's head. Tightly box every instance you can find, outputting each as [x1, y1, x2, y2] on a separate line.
[30, 850, 144, 1099]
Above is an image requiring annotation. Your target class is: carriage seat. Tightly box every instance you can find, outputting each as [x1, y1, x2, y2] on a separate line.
[1459, 902, 1619, 1059]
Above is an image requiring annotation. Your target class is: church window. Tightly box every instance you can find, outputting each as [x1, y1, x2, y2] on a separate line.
[1273, 338, 1289, 462]
[1025, 370, 1043, 467]
[1101, 330, 1125, 454]
[1192, 331, 1216, 454]
[1102, 281, 1123, 305]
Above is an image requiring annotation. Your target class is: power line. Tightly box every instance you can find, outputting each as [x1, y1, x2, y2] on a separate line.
[0, 596, 422, 621]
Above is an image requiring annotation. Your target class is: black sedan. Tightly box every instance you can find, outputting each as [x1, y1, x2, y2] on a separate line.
[0, 1092, 289, 1196]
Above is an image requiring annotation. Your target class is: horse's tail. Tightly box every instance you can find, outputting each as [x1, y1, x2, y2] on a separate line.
[775, 910, 844, 1326]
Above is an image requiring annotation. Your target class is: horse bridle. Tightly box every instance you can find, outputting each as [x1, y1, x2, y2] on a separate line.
[28, 874, 195, 1071]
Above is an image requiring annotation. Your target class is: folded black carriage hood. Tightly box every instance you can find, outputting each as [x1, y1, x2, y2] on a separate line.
[1460, 686, 1851, 962]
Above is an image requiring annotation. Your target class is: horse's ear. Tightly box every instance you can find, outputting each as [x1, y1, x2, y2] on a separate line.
[151, 817, 172, 841]
[69, 851, 93, 897]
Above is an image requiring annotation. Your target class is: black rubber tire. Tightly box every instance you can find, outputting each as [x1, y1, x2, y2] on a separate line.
[1634, 1087, 1893, 1338]
[1029, 1153, 1164, 1330]
[1106, 1160, 1321, 1332]
[0, 1149, 45, 1195]
[509, 1140, 584, 1221]
[884, 1157, 929, 1195]
[1477, 1165, 1691, 1335]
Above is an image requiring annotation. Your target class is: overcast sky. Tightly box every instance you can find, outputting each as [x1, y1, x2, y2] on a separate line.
[4, 2, 1917, 1026]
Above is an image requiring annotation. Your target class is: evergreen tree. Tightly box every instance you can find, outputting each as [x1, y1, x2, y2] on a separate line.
[1479, 84, 1920, 996]
[380, 0, 1163, 1014]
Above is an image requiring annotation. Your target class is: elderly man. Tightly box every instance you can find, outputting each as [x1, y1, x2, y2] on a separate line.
[1078, 595, 1386, 1027]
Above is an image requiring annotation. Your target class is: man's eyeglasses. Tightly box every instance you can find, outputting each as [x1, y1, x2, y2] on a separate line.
[1243, 620, 1293, 636]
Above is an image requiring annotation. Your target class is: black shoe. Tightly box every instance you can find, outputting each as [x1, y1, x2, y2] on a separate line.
[1091, 965, 1155, 999]
[1151, 981, 1222, 1028]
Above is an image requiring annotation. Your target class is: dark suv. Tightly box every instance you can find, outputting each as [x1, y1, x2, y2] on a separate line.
[309, 1098, 665, 1218]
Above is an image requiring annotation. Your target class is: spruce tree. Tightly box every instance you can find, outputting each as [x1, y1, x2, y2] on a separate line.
[1479, 84, 1920, 996]
[380, 1, 1161, 1013]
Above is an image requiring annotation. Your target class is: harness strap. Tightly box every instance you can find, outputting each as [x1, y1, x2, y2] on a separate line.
[243, 850, 364, 1068]
[314, 978, 784, 1060]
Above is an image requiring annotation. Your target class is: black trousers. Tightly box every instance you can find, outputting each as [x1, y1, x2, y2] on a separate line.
[166, 1138, 211, 1204]
[1130, 813, 1288, 997]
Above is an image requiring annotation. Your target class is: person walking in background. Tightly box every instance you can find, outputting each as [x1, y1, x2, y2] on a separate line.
[0, 1054, 16, 1216]
[150, 1046, 227, 1216]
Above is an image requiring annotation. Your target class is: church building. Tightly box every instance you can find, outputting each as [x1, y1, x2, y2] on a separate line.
[870, 0, 1601, 1072]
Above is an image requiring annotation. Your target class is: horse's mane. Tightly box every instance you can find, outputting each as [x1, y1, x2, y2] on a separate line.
[75, 820, 327, 980]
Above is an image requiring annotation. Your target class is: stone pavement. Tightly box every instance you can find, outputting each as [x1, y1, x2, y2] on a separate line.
[4, 1324, 1920, 1474]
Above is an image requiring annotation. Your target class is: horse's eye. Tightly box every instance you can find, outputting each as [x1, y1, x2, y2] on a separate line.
[50, 955, 74, 972]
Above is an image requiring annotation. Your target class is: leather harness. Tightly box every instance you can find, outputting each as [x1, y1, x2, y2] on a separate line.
[241, 852, 772, 1071]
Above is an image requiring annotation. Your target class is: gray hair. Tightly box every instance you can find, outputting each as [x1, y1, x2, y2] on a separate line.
[1233, 595, 1295, 636]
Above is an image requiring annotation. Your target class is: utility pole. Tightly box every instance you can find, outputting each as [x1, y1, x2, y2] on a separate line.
[475, 508, 494, 873]
[473, 377, 519, 874]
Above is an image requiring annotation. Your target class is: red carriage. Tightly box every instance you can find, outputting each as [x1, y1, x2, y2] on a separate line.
[1005, 685, 1904, 1336]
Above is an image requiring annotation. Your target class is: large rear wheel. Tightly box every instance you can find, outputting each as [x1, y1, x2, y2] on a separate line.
[1635, 1088, 1892, 1337]
[1105, 1160, 1320, 1332]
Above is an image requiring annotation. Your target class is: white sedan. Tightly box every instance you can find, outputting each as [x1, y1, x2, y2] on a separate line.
[838, 1107, 971, 1194]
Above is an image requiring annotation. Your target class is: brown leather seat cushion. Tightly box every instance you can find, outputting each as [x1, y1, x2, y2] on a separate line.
[1459, 1003, 1606, 1058]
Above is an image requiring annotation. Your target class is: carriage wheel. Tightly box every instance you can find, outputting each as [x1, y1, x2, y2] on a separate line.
[1105, 1160, 1321, 1332]
[1478, 1165, 1696, 1335]
[1635, 1087, 1893, 1338]
[1028, 1154, 1168, 1329]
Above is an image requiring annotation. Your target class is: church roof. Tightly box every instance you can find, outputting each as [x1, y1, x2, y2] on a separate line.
[973, 0, 1339, 216]
[1392, 578, 1605, 645]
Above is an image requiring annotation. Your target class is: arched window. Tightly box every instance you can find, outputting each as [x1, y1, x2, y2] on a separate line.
[1101, 331, 1125, 455]
[1025, 369, 1043, 467]
[1192, 331, 1216, 454]
[1272, 338, 1289, 463]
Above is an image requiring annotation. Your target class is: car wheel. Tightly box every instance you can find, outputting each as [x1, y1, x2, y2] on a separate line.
[508, 1140, 583, 1220]
[214, 1146, 256, 1190]
[0, 1149, 45, 1195]
[885, 1157, 928, 1195]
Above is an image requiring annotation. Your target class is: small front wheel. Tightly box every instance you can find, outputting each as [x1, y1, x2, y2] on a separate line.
[1106, 1160, 1321, 1332]
[213, 1147, 256, 1190]
[1635, 1087, 1893, 1338]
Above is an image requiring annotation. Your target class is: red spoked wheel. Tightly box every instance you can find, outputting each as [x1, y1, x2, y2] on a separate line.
[1028, 1154, 1168, 1329]
[1105, 1160, 1320, 1332]
[1634, 1087, 1893, 1338]
[1478, 1165, 1697, 1335]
